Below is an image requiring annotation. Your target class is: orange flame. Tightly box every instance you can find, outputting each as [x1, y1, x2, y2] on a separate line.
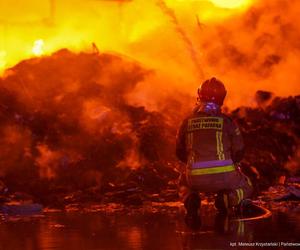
[32, 39, 45, 56]
[1, 0, 300, 110]
[0, 0, 253, 71]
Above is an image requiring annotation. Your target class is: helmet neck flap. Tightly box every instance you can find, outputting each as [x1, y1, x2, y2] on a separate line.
[194, 101, 221, 115]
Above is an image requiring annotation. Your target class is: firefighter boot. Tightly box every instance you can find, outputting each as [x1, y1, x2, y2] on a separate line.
[215, 192, 230, 214]
[235, 199, 254, 217]
[184, 192, 201, 230]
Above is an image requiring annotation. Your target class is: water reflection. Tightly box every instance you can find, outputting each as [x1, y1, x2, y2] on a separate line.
[177, 213, 254, 250]
[0, 208, 299, 250]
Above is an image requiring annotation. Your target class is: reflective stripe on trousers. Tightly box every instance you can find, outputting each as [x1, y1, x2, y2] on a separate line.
[190, 165, 235, 175]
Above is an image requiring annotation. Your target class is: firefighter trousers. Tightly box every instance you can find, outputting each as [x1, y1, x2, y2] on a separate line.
[178, 167, 253, 208]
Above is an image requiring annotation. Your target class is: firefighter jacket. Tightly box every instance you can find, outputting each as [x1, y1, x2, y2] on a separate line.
[176, 102, 244, 170]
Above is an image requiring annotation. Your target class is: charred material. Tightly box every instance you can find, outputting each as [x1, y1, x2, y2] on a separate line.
[232, 93, 300, 191]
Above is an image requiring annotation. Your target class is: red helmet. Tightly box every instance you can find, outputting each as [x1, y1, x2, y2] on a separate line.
[197, 77, 227, 106]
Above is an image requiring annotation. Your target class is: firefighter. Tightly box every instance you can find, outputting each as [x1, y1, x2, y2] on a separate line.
[176, 77, 253, 223]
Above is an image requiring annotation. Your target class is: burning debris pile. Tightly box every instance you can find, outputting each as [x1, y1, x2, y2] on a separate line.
[233, 91, 300, 191]
[0, 49, 178, 207]
[0, 50, 299, 209]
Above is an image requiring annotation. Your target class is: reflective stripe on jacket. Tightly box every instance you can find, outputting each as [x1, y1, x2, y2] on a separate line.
[176, 106, 244, 171]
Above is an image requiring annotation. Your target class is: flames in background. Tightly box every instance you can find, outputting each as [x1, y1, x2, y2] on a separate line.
[0, 0, 300, 197]
[1, 0, 300, 110]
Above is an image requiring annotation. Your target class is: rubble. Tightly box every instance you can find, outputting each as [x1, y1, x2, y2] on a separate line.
[232, 93, 300, 191]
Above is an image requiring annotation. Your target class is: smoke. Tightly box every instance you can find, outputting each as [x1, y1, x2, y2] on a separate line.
[1, 0, 300, 110]
[198, 0, 300, 107]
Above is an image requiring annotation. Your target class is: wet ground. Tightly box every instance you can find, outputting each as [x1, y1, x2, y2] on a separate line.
[0, 203, 300, 250]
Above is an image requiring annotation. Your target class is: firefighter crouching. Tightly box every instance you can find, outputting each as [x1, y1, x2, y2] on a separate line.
[176, 77, 253, 223]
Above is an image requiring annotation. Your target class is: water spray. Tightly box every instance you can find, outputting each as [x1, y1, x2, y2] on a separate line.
[156, 0, 205, 80]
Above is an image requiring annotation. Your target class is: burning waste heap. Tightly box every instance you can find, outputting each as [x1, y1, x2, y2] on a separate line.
[0, 50, 299, 209]
[0, 49, 179, 208]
